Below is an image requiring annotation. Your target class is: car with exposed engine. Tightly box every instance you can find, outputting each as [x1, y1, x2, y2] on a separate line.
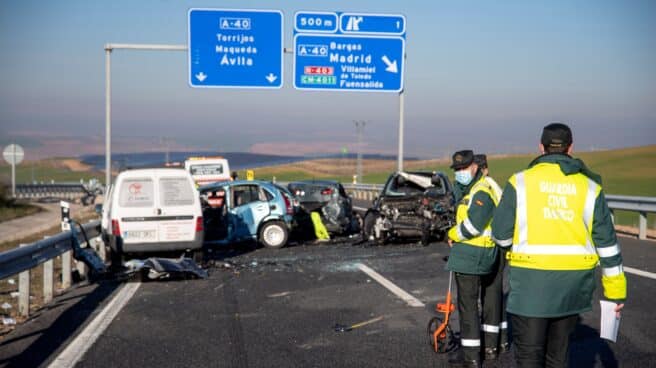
[362, 171, 455, 245]
[199, 180, 294, 249]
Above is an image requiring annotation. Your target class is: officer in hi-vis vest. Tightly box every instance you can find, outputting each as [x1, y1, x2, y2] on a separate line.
[446, 150, 500, 368]
[473, 153, 509, 359]
[491, 123, 626, 368]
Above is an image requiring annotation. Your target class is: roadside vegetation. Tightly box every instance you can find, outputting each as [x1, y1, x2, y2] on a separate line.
[0, 184, 41, 223]
[0, 158, 103, 185]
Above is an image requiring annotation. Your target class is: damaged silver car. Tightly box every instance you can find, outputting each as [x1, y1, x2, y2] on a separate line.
[362, 171, 455, 245]
[287, 180, 361, 237]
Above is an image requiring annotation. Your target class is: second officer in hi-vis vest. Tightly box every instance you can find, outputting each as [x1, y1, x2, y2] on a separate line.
[491, 123, 626, 368]
[446, 150, 500, 368]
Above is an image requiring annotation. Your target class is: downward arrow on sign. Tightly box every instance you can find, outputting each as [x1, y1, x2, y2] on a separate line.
[381, 56, 398, 73]
[265, 73, 278, 83]
[195, 72, 207, 82]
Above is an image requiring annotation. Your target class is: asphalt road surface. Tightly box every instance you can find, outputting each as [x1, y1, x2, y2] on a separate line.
[1, 215, 655, 367]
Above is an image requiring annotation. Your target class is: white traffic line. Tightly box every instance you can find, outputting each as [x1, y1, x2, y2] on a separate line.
[353, 206, 369, 212]
[356, 263, 425, 308]
[48, 281, 141, 368]
[624, 266, 656, 280]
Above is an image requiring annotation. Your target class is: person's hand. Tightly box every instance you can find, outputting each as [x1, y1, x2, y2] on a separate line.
[448, 239, 453, 248]
[614, 303, 624, 318]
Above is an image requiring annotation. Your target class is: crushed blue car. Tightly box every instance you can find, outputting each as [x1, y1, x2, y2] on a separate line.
[199, 180, 294, 248]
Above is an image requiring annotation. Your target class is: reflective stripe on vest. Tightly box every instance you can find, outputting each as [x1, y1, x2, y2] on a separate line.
[454, 177, 498, 248]
[509, 164, 601, 271]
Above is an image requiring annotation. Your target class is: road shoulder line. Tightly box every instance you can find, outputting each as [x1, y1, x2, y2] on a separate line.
[48, 281, 141, 368]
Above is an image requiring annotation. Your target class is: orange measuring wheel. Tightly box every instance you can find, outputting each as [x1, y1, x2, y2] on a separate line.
[427, 271, 457, 353]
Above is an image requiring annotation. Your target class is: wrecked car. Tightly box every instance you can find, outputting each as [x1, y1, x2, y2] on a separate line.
[362, 171, 455, 245]
[199, 180, 294, 249]
[287, 180, 361, 237]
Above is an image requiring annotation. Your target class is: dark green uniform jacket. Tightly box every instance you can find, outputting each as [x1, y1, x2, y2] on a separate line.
[491, 154, 626, 318]
[447, 171, 498, 275]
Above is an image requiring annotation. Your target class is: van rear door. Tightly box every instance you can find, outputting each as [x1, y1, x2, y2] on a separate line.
[117, 175, 159, 244]
[156, 173, 198, 243]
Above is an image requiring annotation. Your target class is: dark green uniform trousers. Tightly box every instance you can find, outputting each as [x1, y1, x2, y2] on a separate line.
[510, 314, 578, 368]
[480, 249, 508, 351]
[455, 270, 503, 361]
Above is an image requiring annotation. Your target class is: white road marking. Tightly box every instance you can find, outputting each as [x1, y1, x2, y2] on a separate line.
[624, 266, 656, 280]
[48, 281, 141, 368]
[353, 206, 368, 212]
[356, 263, 425, 307]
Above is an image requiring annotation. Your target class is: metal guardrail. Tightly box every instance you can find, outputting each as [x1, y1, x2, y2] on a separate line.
[343, 184, 655, 240]
[15, 181, 103, 204]
[0, 220, 104, 317]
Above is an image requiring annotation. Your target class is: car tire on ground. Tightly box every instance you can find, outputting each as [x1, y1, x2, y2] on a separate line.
[259, 221, 288, 249]
[108, 246, 124, 270]
[363, 211, 384, 243]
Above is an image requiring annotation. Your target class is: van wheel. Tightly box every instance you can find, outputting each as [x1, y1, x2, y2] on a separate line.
[259, 221, 288, 249]
[108, 247, 124, 270]
[192, 249, 204, 264]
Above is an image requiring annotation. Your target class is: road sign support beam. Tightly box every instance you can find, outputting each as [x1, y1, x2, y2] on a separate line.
[397, 90, 404, 172]
[104, 44, 187, 188]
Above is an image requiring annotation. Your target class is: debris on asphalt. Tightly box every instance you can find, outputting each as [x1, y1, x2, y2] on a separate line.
[1, 302, 11, 311]
[122, 257, 208, 280]
[7, 279, 15, 285]
[334, 315, 384, 332]
[2, 317, 16, 326]
[268, 291, 293, 298]
[9, 292, 19, 298]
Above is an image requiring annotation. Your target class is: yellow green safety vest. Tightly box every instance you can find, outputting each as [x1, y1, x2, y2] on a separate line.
[449, 177, 498, 248]
[507, 163, 602, 271]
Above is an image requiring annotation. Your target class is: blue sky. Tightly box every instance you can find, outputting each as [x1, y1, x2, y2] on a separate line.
[0, 0, 654, 159]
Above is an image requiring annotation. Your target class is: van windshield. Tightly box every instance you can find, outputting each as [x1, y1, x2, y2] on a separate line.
[190, 164, 224, 176]
[119, 178, 154, 207]
[159, 177, 195, 206]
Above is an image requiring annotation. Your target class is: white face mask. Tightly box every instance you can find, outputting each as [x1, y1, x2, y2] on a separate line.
[455, 169, 473, 185]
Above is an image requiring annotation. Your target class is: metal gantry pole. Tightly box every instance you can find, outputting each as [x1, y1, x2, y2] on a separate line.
[105, 46, 112, 189]
[355, 121, 366, 183]
[104, 44, 187, 189]
[397, 90, 405, 172]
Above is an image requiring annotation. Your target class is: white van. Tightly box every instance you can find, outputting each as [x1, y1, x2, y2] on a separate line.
[101, 168, 204, 265]
[184, 156, 231, 187]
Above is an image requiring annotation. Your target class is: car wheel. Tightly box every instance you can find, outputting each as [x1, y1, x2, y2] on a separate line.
[363, 212, 384, 243]
[421, 231, 431, 246]
[259, 221, 288, 249]
[108, 247, 124, 270]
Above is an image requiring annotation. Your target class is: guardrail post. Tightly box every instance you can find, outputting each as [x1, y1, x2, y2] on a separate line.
[43, 259, 54, 304]
[62, 251, 72, 289]
[639, 211, 647, 240]
[18, 244, 30, 317]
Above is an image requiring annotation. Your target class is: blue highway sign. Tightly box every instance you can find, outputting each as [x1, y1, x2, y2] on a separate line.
[294, 11, 406, 93]
[188, 8, 283, 89]
[339, 13, 405, 35]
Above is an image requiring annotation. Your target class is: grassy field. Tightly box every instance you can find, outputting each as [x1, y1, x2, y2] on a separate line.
[0, 202, 41, 222]
[242, 145, 656, 228]
[0, 158, 103, 185]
